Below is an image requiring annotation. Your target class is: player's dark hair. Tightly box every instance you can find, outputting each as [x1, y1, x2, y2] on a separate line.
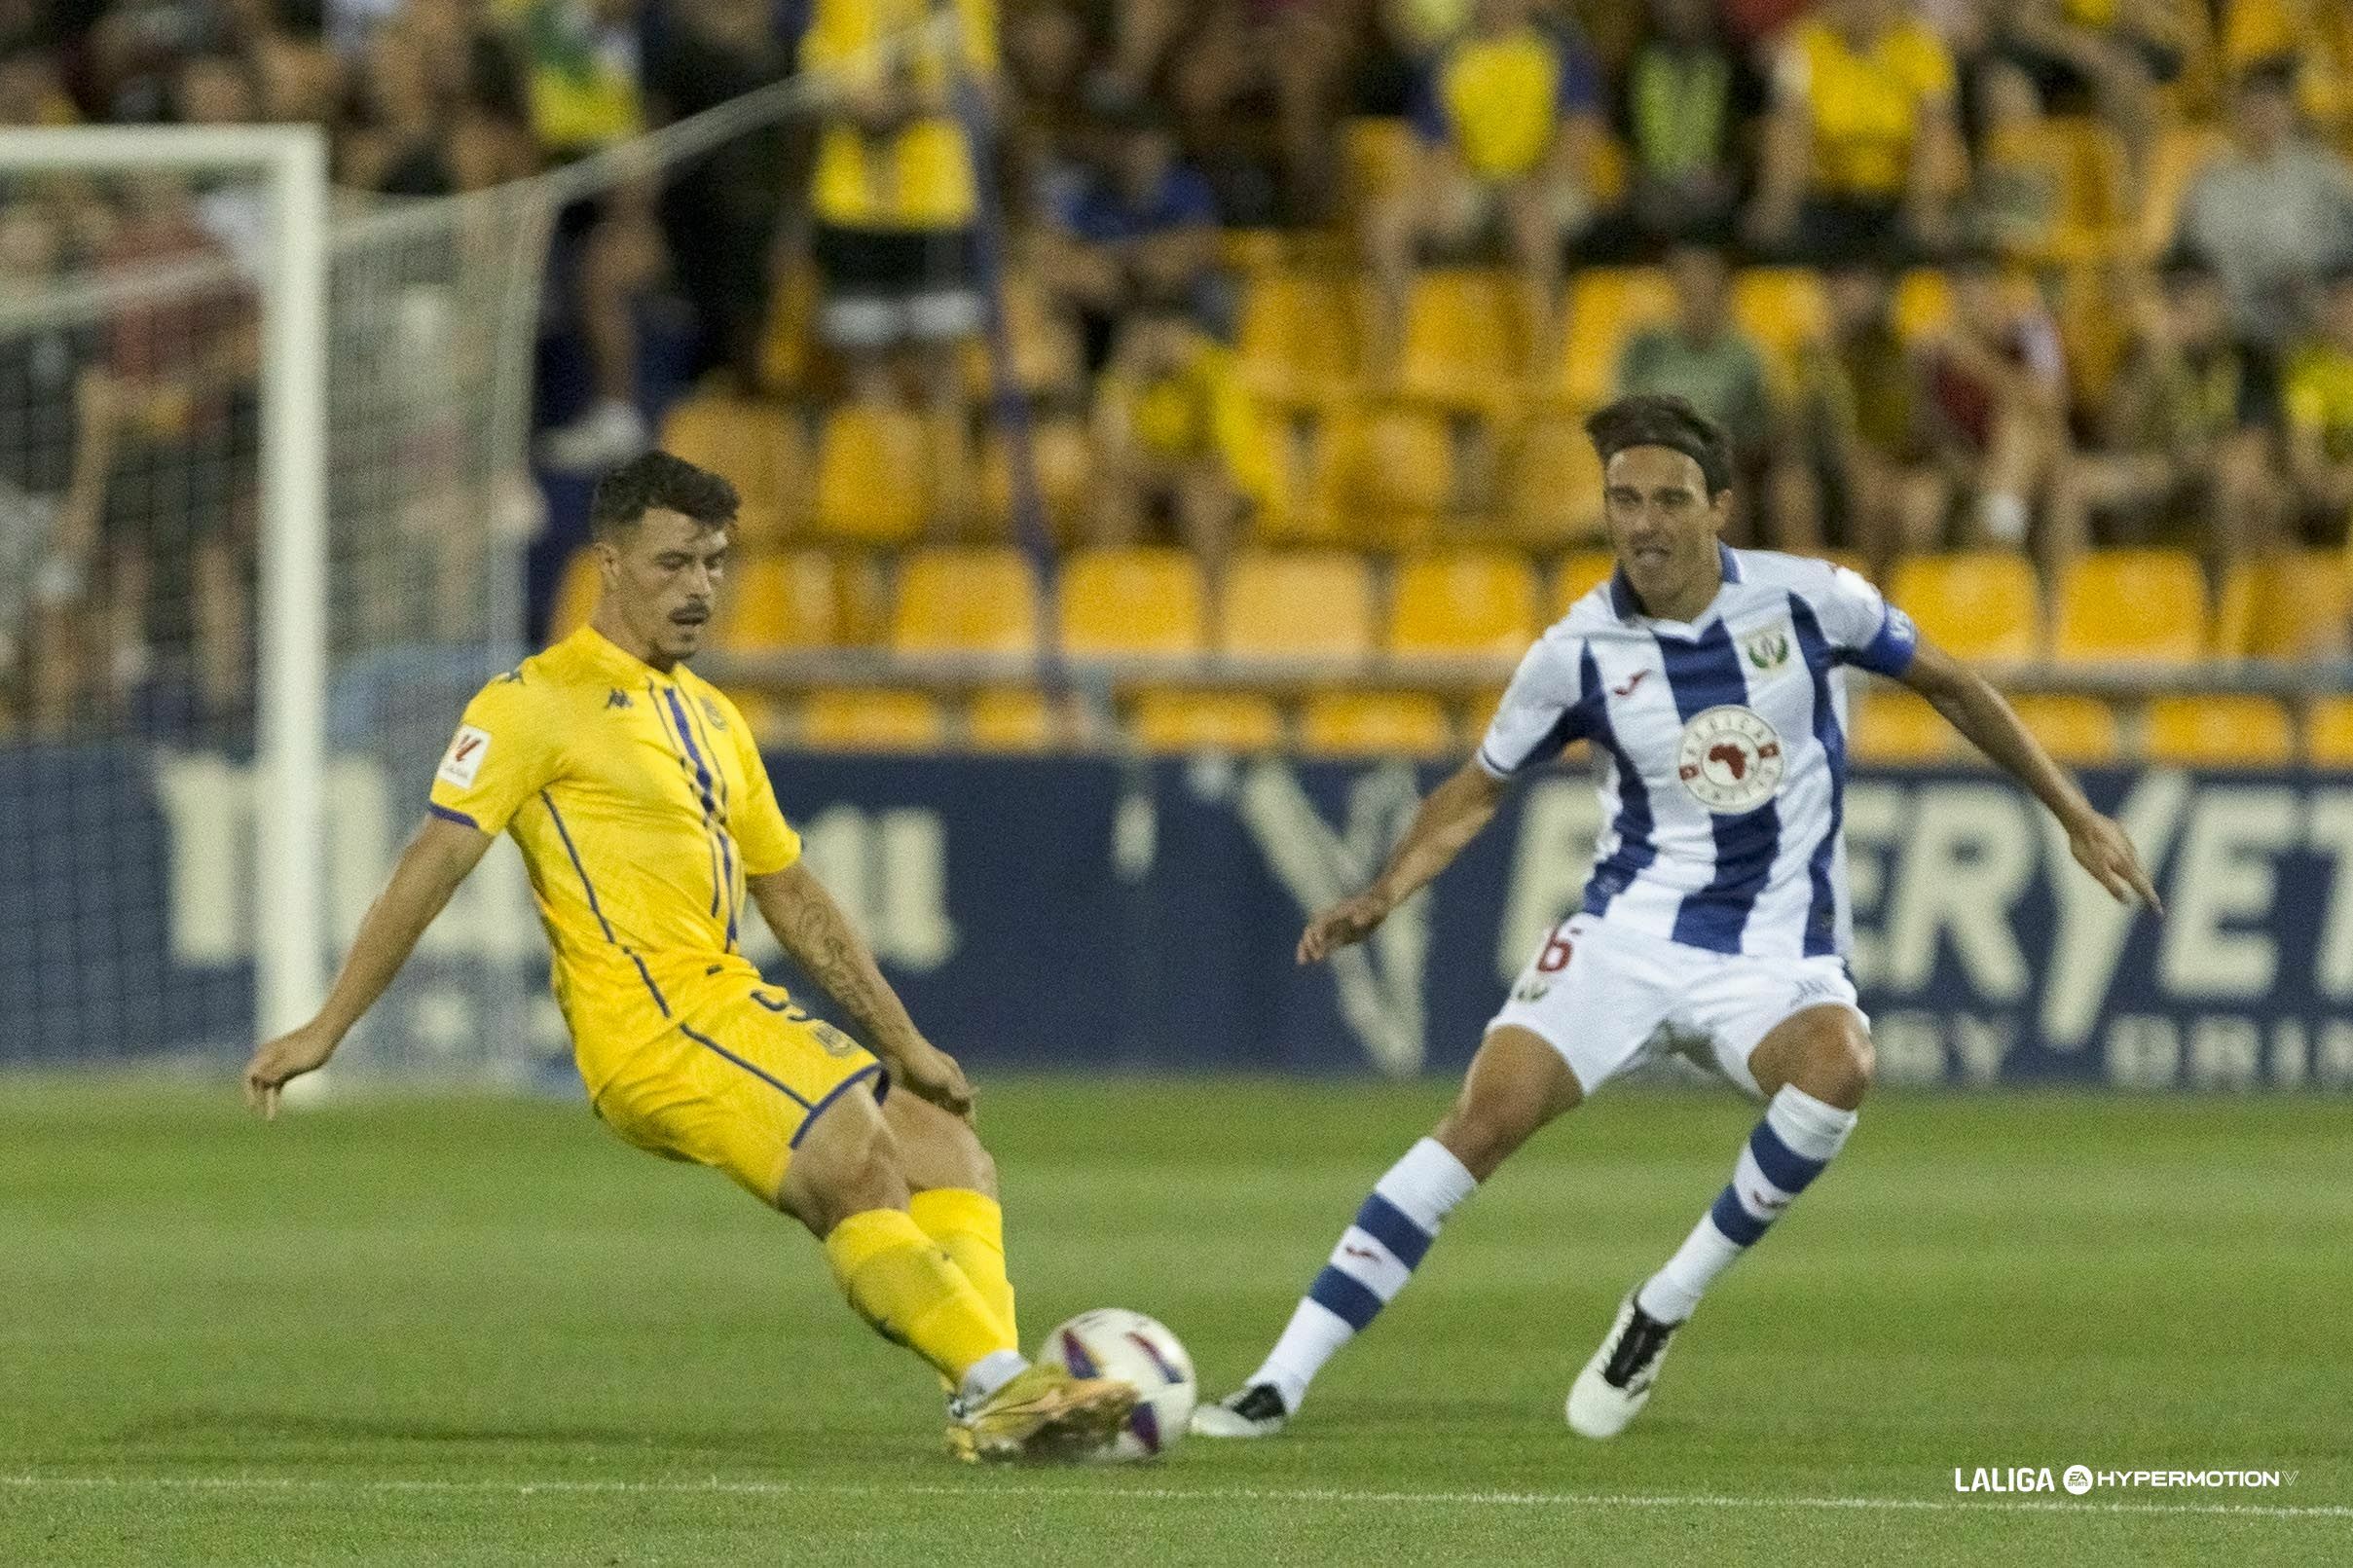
[589, 451, 740, 540]
[1585, 394, 1733, 498]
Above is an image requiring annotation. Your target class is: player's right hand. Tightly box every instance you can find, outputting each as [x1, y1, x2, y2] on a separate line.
[892, 1039, 974, 1119]
[1298, 890, 1392, 965]
[242, 1024, 338, 1119]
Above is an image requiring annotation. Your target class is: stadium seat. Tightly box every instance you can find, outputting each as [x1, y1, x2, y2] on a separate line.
[1732, 269, 1829, 388]
[1235, 269, 1362, 405]
[1219, 549, 1377, 660]
[1307, 405, 1455, 545]
[962, 269, 1084, 401]
[2009, 695, 2123, 764]
[2212, 552, 2352, 660]
[1850, 688, 1955, 763]
[1057, 548, 1208, 657]
[2308, 696, 2353, 767]
[1129, 689, 1284, 752]
[798, 689, 947, 751]
[813, 404, 929, 543]
[548, 548, 601, 641]
[2054, 550, 2208, 664]
[659, 393, 806, 526]
[1388, 550, 1538, 659]
[1889, 552, 2042, 661]
[889, 546, 1041, 656]
[1338, 116, 1416, 226]
[1562, 268, 1674, 411]
[977, 419, 1094, 542]
[757, 259, 819, 391]
[966, 687, 1083, 751]
[717, 550, 866, 650]
[1550, 549, 1617, 618]
[2144, 695, 2297, 767]
[1298, 691, 1455, 757]
[1394, 269, 1521, 409]
[1508, 417, 1606, 545]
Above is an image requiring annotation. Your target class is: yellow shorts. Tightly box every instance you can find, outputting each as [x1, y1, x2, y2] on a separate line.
[588, 982, 886, 1203]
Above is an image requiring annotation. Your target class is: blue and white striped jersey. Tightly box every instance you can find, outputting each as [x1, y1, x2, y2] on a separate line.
[1476, 545, 1919, 960]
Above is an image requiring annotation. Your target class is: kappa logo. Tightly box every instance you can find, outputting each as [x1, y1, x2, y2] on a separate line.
[436, 724, 492, 789]
[1675, 706, 1784, 813]
[605, 689, 634, 711]
[1743, 625, 1793, 674]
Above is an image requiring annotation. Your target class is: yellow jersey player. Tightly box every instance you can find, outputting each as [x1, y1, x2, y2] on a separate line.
[240, 452, 1133, 1463]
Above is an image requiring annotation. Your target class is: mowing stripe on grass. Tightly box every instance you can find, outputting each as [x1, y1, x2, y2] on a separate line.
[5, 1474, 2346, 1521]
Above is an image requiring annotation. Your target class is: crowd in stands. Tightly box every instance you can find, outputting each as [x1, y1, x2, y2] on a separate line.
[5, 0, 2353, 757]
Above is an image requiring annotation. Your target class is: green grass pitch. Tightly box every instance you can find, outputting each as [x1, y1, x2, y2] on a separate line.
[6, 1076, 2349, 1566]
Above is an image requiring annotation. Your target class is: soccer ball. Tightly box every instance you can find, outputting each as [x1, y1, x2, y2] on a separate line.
[1037, 1308, 1195, 1462]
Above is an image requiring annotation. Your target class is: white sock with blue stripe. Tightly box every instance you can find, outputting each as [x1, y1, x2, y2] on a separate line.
[1252, 1138, 1478, 1413]
[1636, 1085, 1857, 1324]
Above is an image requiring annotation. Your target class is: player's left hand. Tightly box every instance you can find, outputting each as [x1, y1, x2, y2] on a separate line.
[242, 1023, 339, 1119]
[891, 1038, 974, 1119]
[2068, 812, 2162, 915]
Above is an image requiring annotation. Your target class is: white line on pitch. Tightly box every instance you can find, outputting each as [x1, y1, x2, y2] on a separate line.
[3, 1474, 2347, 1521]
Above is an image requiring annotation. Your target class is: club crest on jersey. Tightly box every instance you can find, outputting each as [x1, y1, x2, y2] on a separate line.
[1742, 625, 1792, 674]
[1675, 705, 1784, 813]
[701, 696, 728, 731]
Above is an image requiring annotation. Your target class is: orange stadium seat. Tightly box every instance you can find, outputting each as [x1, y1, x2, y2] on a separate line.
[1130, 690, 1284, 752]
[717, 550, 865, 650]
[1338, 116, 1416, 225]
[2144, 695, 2297, 767]
[978, 419, 1094, 542]
[1395, 269, 1522, 408]
[1307, 405, 1455, 545]
[1509, 417, 1606, 545]
[2308, 696, 2353, 767]
[2053, 550, 2208, 663]
[1389, 550, 1538, 659]
[966, 687, 1084, 751]
[1890, 552, 2042, 661]
[813, 404, 929, 543]
[889, 546, 1040, 656]
[1057, 548, 1208, 657]
[1551, 549, 1617, 618]
[799, 689, 947, 751]
[1562, 268, 1674, 411]
[1299, 691, 1455, 757]
[1236, 270, 1362, 405]
[548, 548, 601, 641]
[2010, 695, 2123, 765]
[659, 393, 806, 527]
[2212, 553, 2353, 660]
[1850, 688, 1955, 763]
[1219, 549, 1377, 659]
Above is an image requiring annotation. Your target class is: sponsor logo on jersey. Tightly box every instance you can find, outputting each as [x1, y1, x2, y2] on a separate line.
[437, 725, 491, 788]
[1675, 706, 1784, 812]
[1742, 625, 1792, 674]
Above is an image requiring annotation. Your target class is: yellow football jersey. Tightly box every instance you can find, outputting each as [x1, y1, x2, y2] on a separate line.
[1783, 18, 1957, 198]
[429, 625, 800, 1088]
[803, 0, 997, 231]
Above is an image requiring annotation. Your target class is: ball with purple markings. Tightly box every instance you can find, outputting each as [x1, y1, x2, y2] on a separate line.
[1037, 1308, 1196, 1462]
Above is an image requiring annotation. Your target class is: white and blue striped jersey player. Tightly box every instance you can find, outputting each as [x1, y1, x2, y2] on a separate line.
[1474, 543, 1918, 1099]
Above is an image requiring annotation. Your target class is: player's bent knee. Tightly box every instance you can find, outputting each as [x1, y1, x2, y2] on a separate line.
[781, 1086, 909, 1236]
[881, 1088, 998, 1197]
[1792, 1016, 1874, 1109]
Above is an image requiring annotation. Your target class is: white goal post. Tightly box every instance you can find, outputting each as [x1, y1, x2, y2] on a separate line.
[0, 124, 330, 1044]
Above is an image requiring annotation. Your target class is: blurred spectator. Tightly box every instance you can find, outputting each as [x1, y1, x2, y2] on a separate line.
[1611, 0, 1755, 251]
[645, 0, 792, 386]
[341, 0, 535, 196]
[1107, 0, 1349, 223]
[1088, 306, 1268, 563]
[1747, 0, 1966, 263]
[1368, 0, 1604, 377]
[0, 38, 78, 124]
[1039, 104, 1225, 377]
[2053, 252, 2280, 566]
[2176, 57, 2353, 355]
[2282, 262, 2353, 546]
[1917, 249, 2073, 570]
[1779, 258, 1947, 569]
[0, 203, 114, 732]
[1968, 58, 2066, 260]
[1612, 244, 1774, 478]
[1990, 0, 2183, 180]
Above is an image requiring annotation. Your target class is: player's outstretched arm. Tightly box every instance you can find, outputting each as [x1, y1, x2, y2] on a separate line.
[1897, 639, 2163, 913]
[241, 816, 492, 1118]
[1299, 759, 1510, 964]
[748, 863, 974, 1117]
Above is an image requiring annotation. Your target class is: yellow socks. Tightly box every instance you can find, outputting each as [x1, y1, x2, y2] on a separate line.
[910, 1188, 1018, 1346]
[824, 1208, 1014, 1385]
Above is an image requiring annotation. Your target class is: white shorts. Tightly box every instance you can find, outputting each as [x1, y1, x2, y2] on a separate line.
[1487, 914, 1865, 1100]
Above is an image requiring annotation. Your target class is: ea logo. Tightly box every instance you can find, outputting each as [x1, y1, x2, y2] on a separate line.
[1676, 706, 1784, 812]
